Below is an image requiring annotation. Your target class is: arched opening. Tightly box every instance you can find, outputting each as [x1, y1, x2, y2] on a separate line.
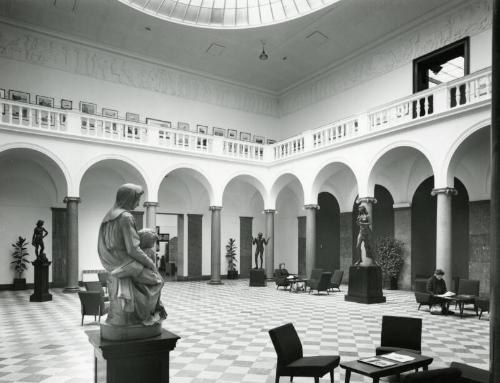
[222, 175, 265, 277]
[79, 159, 148, 276]
[158, 168, 212, 280]
[0, 148, 68, 286]
[316, 192, 340, 273]
[373, 184, 395, 240]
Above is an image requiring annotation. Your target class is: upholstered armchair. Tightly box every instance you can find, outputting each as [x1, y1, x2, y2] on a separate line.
[84, 281, 109, 301]
[77, 291, 109, 325]
[308, 272, 332, 295]
[304, 269, 324, 290]
[402, 367, 462, 382]
[275, 268, 291, 290]
[328, 270, 344, 292]
[376, 315, 422, 356]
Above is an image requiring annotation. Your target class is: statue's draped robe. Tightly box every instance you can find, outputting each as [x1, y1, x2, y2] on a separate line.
[98, 207, 163, 326]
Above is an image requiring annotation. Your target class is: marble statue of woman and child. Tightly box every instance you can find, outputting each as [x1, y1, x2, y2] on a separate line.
[98, 183, 167, 340]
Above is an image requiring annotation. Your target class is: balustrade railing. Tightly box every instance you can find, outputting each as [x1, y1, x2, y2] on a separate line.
[0, 68, 492, 163]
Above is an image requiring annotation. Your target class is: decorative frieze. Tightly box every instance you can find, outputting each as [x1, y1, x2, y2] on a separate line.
[0, 22, 279, 117]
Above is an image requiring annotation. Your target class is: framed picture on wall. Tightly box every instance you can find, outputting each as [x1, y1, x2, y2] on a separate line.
[9, 90, 30, 103]
[126, 112, 140, 122]
[213, 127, 225, 137]
[147, 118, 171, 129]
[227, 129, 237, 139]
[240, 131, 251, 141]
[80, 101, 97, 115]
[102, 108, 118, 118]
[267, 138, 276, 144]
[177, 121, 190, 131]
[197, 124, 208, 134]
[61, 99, 73, 110]
[36, 95, 54, 108]
[254, 135, 265, 144]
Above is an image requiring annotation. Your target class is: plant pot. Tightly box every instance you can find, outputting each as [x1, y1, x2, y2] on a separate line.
[13, 278, 26, 290]
[389, 276, 398, 290]
[227, 270, 238, 279]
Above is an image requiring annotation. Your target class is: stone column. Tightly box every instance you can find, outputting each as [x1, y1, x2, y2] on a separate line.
[305, 204, 319, 277]
[491, 0, 500, 377]
[264, 209, 276, 279]
[63, 197, 80, 293]
[209, 206, 222, 285]
[143, 201, 159, 229]
[431, 188, 457, 289]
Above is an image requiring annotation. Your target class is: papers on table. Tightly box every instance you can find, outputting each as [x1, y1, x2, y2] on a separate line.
[436, 291, 456, 297]
[381, 352, 415, 363]
[358, 357, 397, 368]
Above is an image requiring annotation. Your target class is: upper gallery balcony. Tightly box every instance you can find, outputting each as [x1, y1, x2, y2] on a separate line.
[0, 67, 491, 164]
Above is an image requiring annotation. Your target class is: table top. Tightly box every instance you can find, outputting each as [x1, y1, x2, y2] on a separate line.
[442, 294, 476, 302]
[340, 351, 433, 378]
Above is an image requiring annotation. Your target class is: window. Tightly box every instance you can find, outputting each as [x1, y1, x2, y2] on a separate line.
[412, 37, 469, 114]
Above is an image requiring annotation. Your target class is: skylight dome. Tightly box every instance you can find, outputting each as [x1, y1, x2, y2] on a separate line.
[118, 0, 340, 29]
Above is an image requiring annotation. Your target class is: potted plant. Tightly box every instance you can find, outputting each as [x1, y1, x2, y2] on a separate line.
[225, 238, 238, 279]
[376, 237, 404, 290]
[11, 236, 30, 290]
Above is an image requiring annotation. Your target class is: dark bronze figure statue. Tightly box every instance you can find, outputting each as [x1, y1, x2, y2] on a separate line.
[252, 232, 270, 269]
[32, 220, 48, 259]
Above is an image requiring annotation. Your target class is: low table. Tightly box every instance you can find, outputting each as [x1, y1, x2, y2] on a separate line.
[443, 294, 476, 318]
[288, 277, 306, 293]
[340, 351, 433, 383]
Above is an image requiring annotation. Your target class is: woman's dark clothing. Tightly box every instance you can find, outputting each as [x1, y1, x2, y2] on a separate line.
[426, 275, 447, 295]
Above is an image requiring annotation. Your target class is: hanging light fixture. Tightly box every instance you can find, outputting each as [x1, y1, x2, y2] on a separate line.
[259, 41, 269, 61]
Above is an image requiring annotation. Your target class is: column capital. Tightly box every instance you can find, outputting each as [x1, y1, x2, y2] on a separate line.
[63, 196, 81, 204]
[143, 201, 159, 208]
[264, 209, 276, 214]
[356, 197, 377, 205]
[431, 187, 457, 196]
[304, 204, 320, 210]
[209, 205, 223, 211]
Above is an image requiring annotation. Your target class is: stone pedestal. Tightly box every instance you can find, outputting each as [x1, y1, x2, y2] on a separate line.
[249, 268, 266, 286]
[344, 265, 386, 304]
[30, 262, 52, 302]
[87, 329, 180, 383]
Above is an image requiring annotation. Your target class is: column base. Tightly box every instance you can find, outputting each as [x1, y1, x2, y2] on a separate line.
[63, 286, 80, 293]
[208, 280, 223, 285]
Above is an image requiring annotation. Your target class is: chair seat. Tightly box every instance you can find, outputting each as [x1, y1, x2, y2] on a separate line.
[284, 355, 340, 376]
[450, 362, 490, 383]
[376, 346, 421, 355]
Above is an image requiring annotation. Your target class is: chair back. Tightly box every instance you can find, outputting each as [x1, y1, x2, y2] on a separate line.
[457, 279, 480, 296]
[318, 272, 332, 291]
[84, 281, 105, 295]
[414, 291, 431, 304]
[309, 268, 323, 281]
[268, 323, 303, 365]
[402, 367, 462, 382]
[78, 291, 105, 315]
[414, 279, 428, 293]
[331, 270, 343, 285]
[381, 315, 422, 353]
[97, 272, 109, 286]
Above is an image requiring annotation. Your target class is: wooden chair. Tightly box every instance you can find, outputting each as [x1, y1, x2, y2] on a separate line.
[308, 272, 332, 295]
[376, 316, 422, 356]
[268, 323, 340, 383]
[77, 291, 109, 325]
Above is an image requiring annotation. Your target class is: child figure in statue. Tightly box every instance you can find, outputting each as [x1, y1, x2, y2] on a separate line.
[32, 220, 48, 258]
[354, 205, 374, 266]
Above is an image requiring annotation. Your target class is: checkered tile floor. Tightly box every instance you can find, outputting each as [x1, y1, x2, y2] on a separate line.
[0, 280, 489, 382]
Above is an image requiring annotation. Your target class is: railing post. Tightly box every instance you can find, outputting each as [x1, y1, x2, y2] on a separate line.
[433, 86, 448, 114]
[302, 130, 313, 153]
[65, 112, 81, 135]
[357, 113, 370, 134]
[263, 144, 273, 162]
[212, 136, 224, 156]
